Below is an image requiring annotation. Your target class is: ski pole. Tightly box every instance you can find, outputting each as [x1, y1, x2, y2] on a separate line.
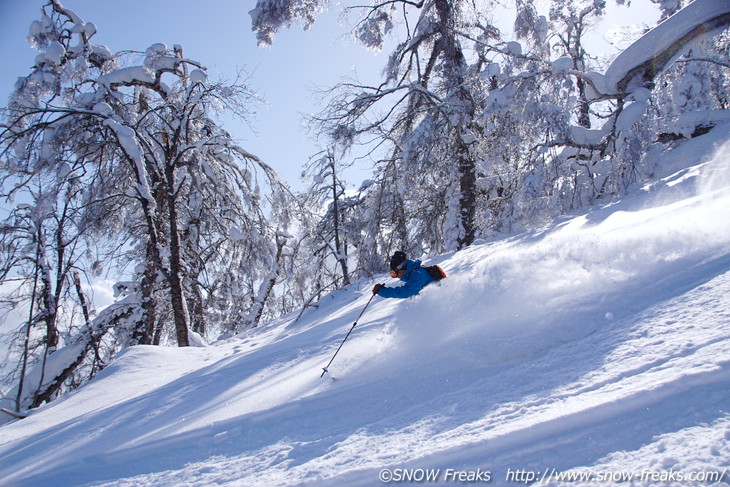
[321, 293, 376, 377]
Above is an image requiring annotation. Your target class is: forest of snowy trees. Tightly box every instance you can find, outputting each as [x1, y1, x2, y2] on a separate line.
[0, 0, 728, 415]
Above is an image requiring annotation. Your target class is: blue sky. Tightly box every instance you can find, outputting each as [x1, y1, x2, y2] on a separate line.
[0, 0, 388, 190]
[0, 0, 658, 191]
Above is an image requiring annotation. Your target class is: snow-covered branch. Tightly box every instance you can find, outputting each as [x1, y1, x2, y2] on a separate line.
[593, 0, 730, 99]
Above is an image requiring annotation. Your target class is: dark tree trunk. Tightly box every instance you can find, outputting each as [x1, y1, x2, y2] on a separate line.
[165, 162, 190, 347]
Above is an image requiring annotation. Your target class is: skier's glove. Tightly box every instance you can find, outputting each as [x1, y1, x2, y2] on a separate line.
[372, 283, 384, 295]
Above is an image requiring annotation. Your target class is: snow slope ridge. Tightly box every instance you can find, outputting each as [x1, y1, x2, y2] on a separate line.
[0, 138, 729, 487]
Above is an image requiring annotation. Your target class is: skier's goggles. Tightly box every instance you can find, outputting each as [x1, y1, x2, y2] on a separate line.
[389, 269, 399, 278]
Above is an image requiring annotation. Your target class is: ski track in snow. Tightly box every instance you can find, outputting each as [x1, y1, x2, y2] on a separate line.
[1, 138, 730, 486]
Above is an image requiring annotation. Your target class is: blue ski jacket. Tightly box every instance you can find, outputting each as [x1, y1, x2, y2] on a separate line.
[376, 259, 434, 299]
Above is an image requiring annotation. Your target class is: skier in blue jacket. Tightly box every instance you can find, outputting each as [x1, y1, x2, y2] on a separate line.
[372, 251, 435, 298]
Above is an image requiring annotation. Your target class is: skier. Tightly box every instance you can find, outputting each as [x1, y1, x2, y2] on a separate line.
[322, 251, 443, 377]
[372, 251, 435, 299]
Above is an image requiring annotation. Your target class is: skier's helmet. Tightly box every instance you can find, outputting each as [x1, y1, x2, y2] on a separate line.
[390, 251, 407, 272]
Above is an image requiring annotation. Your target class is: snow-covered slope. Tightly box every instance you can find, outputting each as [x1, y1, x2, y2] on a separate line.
[1, 132, 729, 487]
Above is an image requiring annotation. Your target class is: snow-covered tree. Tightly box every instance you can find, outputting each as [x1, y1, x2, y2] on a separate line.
[91, 42, 291, 345]
[302, 150, 353, 288]
[304, 0, 496, 253]
[250, 0, 327, 47]
[0, 0, 124, 411]
[0, 0, 292, 413]
[253, 0, 729, 251]
[473, 0, 730, 234]
[549, 0, 607, 129]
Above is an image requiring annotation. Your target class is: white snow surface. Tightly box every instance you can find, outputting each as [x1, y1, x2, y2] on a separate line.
[1, 136, 730, 486]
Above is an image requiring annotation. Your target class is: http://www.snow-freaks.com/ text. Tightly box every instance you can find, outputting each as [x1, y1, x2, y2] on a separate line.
[377, 466, 727, 484]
